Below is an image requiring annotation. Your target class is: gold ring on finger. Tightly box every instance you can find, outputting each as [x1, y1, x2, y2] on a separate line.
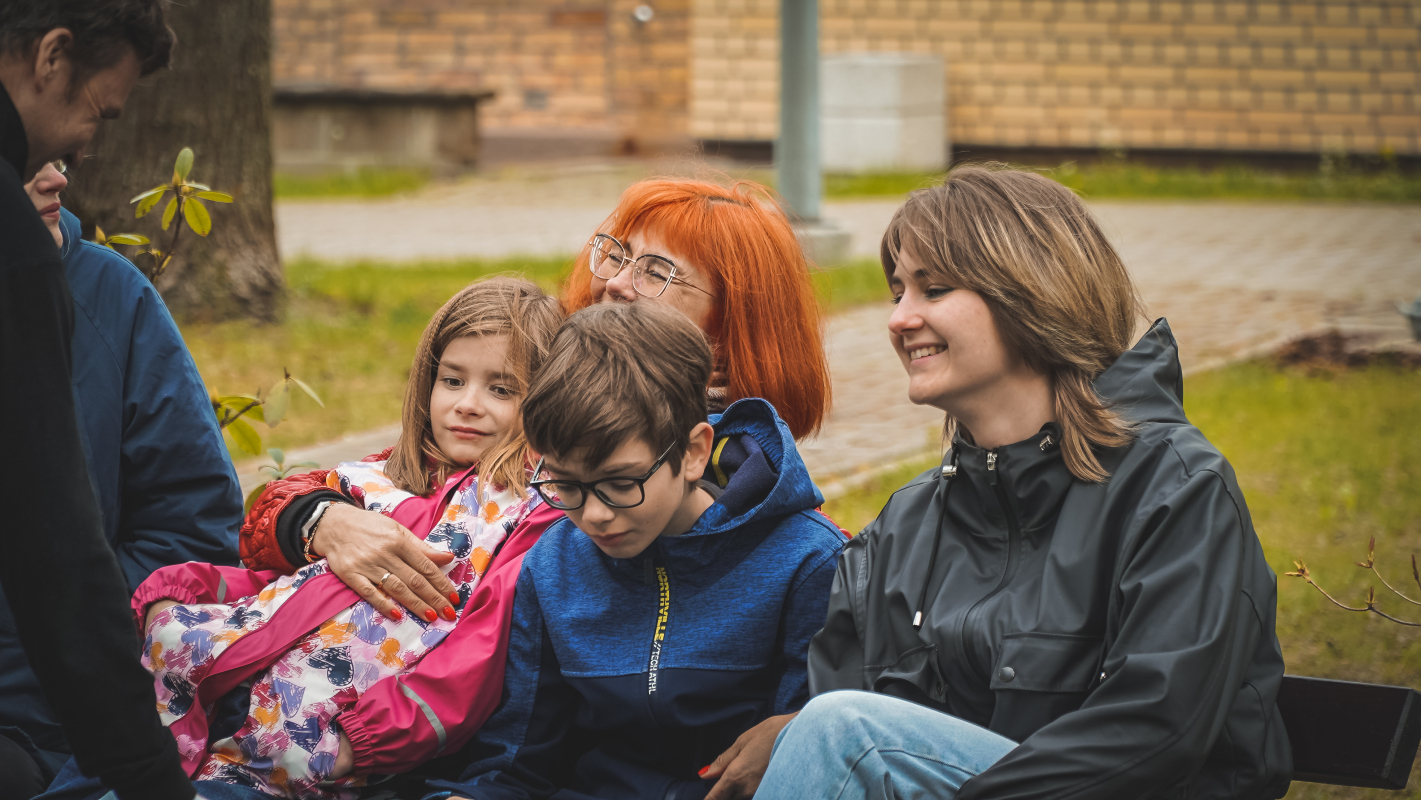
[375, 571, 393, 592]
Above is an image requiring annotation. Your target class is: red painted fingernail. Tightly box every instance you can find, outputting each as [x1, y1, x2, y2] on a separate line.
[423, 609, 438, 622]
[388, 607, 403, 621]
[442, 606, 457, 621]
[698, 766, 710, 777]
[449, 592, 462, 606]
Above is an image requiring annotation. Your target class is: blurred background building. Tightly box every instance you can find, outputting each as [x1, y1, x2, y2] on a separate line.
[270, 0, 1421, 171]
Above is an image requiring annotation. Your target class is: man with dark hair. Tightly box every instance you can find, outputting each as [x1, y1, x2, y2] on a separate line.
[0, 2, 197, 799]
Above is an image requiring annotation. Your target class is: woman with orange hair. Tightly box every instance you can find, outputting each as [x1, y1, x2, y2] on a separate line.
[563, 178, 832, 441]
[235, 178, 834, 621]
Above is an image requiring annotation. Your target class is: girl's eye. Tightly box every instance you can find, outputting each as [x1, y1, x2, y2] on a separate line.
[925, 286, 954, 299]
[890, 294, 904, 305]
[490, 385, 515, 399]
[441, 377, 463, 389]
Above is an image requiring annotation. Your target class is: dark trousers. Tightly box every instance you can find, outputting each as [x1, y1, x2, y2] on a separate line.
[0, 732, 45, 800]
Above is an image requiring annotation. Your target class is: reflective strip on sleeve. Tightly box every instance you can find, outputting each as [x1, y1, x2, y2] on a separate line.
[399, 680, 448, 753]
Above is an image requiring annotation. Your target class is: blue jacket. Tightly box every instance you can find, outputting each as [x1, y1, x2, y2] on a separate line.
[0, 209, 241, 772]
[428, 399, 846, 800]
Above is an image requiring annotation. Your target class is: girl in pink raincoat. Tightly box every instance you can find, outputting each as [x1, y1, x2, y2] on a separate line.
[133, 277, 564, 798]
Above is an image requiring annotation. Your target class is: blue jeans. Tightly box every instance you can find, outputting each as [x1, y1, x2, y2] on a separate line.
[754, 691, 1018, 800]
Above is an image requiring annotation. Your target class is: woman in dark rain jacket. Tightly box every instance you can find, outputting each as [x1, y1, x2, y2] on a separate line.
[700, 166, 1293, 800]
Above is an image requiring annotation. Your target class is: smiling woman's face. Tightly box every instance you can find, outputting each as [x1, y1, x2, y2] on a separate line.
[886, 248, 1017, 413]
[24, 162, 68, 248]
[589, 228, 716, 333]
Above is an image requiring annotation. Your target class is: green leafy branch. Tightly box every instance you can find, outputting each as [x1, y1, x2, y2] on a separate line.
[1287, 537, 1421, 626]
[102, 147, 233, 281]
[209, 369, 324, 512]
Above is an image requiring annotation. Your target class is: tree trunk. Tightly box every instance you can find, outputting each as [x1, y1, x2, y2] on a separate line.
[65, 0, 283, 323]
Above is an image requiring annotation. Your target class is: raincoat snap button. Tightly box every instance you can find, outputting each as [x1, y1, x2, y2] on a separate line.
[998, 666, 1015, 682]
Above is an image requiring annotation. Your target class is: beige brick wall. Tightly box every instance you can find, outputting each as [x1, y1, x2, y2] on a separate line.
[690, 0, 1421, 154]
[273, 0, 690, 138]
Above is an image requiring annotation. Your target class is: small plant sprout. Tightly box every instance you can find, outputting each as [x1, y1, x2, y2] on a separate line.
[107, 147, 234, 280]
[245, 448, 320, 514]
[1286, 537, 1421, 626]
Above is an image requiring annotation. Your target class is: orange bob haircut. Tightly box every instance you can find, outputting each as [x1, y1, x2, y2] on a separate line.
[562, 178, 831, 440]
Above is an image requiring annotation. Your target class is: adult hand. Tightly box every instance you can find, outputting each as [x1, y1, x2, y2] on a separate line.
[701, 712, 797, 800]
[311, 503, 458, 623]
[145, 599, 180, 632]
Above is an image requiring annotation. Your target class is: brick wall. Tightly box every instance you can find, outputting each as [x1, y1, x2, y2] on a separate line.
[272, 0, 690, 139]
[691, 0, 1421, 154]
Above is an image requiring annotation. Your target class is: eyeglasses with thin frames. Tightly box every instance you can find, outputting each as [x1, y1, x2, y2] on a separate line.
[530, 442, 677, 511]
[588, 233, 713, 299]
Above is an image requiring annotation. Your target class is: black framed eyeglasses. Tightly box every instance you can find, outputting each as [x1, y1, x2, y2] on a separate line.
[530, 442, 676, 511]
[588, 233, 713, 299]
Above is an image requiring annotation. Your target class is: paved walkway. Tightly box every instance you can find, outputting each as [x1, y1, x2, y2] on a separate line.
[255, 167, 1420, 494]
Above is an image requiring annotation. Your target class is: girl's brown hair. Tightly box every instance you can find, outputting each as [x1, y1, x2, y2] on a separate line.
[882, 164, 1146, 482]
[561, 178, 831, 440]
[385, 276, 564, 497]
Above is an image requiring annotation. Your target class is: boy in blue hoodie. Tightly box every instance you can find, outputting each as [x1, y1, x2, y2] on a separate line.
[427, 302, 845, 800]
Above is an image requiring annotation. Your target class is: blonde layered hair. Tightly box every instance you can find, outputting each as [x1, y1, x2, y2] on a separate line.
[385, 276, 563, 497]
[882, 164, 1146, 482]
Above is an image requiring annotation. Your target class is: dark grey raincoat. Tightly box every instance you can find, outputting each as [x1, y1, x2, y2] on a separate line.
[807, 319, 1293, 800]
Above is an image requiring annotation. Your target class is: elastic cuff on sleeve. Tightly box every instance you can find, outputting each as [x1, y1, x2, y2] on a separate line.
[335, 708, 377, 775]
[130, 581, 205, 634]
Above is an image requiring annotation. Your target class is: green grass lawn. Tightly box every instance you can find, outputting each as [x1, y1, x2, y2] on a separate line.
[822, 161, 1421, 202]
[273, 168, 431, 199]
[821, 360, 1421, 798]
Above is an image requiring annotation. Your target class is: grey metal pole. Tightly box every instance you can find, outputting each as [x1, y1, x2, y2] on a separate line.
[778, 0, 819, 223]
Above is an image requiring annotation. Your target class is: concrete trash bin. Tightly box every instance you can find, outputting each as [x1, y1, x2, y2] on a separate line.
[821, 53, 947, 173]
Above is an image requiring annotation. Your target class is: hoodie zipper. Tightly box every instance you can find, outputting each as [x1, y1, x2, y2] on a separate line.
[646, 564, 670, 695]
[959, 449, 1024, 682]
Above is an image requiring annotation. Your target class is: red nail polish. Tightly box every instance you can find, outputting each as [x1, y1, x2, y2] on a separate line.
[698, 766, 710, 777]
[442, 606, 457, 621]
[448, 591, 461, 606]
[423, 609, 438, 622]
[389, 607, 403, 621]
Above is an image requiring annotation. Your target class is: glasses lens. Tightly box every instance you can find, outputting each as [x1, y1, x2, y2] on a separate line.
[593, 479, 645, 509]
[590, 236, 625, 280]
[631, 256, 676, 298]
[536, 481, 585, 510]
[49, 160, 67, 174]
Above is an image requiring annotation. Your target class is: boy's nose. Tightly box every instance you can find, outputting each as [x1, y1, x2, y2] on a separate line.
[580, 494, 617, 525]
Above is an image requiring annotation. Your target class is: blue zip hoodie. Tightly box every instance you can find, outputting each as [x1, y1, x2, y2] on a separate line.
[0, 210, 241, 775]
[426, 398, 846, 800]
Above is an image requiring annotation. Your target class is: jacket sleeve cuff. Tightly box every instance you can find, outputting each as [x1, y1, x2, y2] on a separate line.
[129, 580, 206, 634]
[335, 708, 377, 775]
[275, 489, 352, 568]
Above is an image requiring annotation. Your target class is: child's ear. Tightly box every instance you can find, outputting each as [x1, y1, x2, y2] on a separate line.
[680, 422, 716, 484]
